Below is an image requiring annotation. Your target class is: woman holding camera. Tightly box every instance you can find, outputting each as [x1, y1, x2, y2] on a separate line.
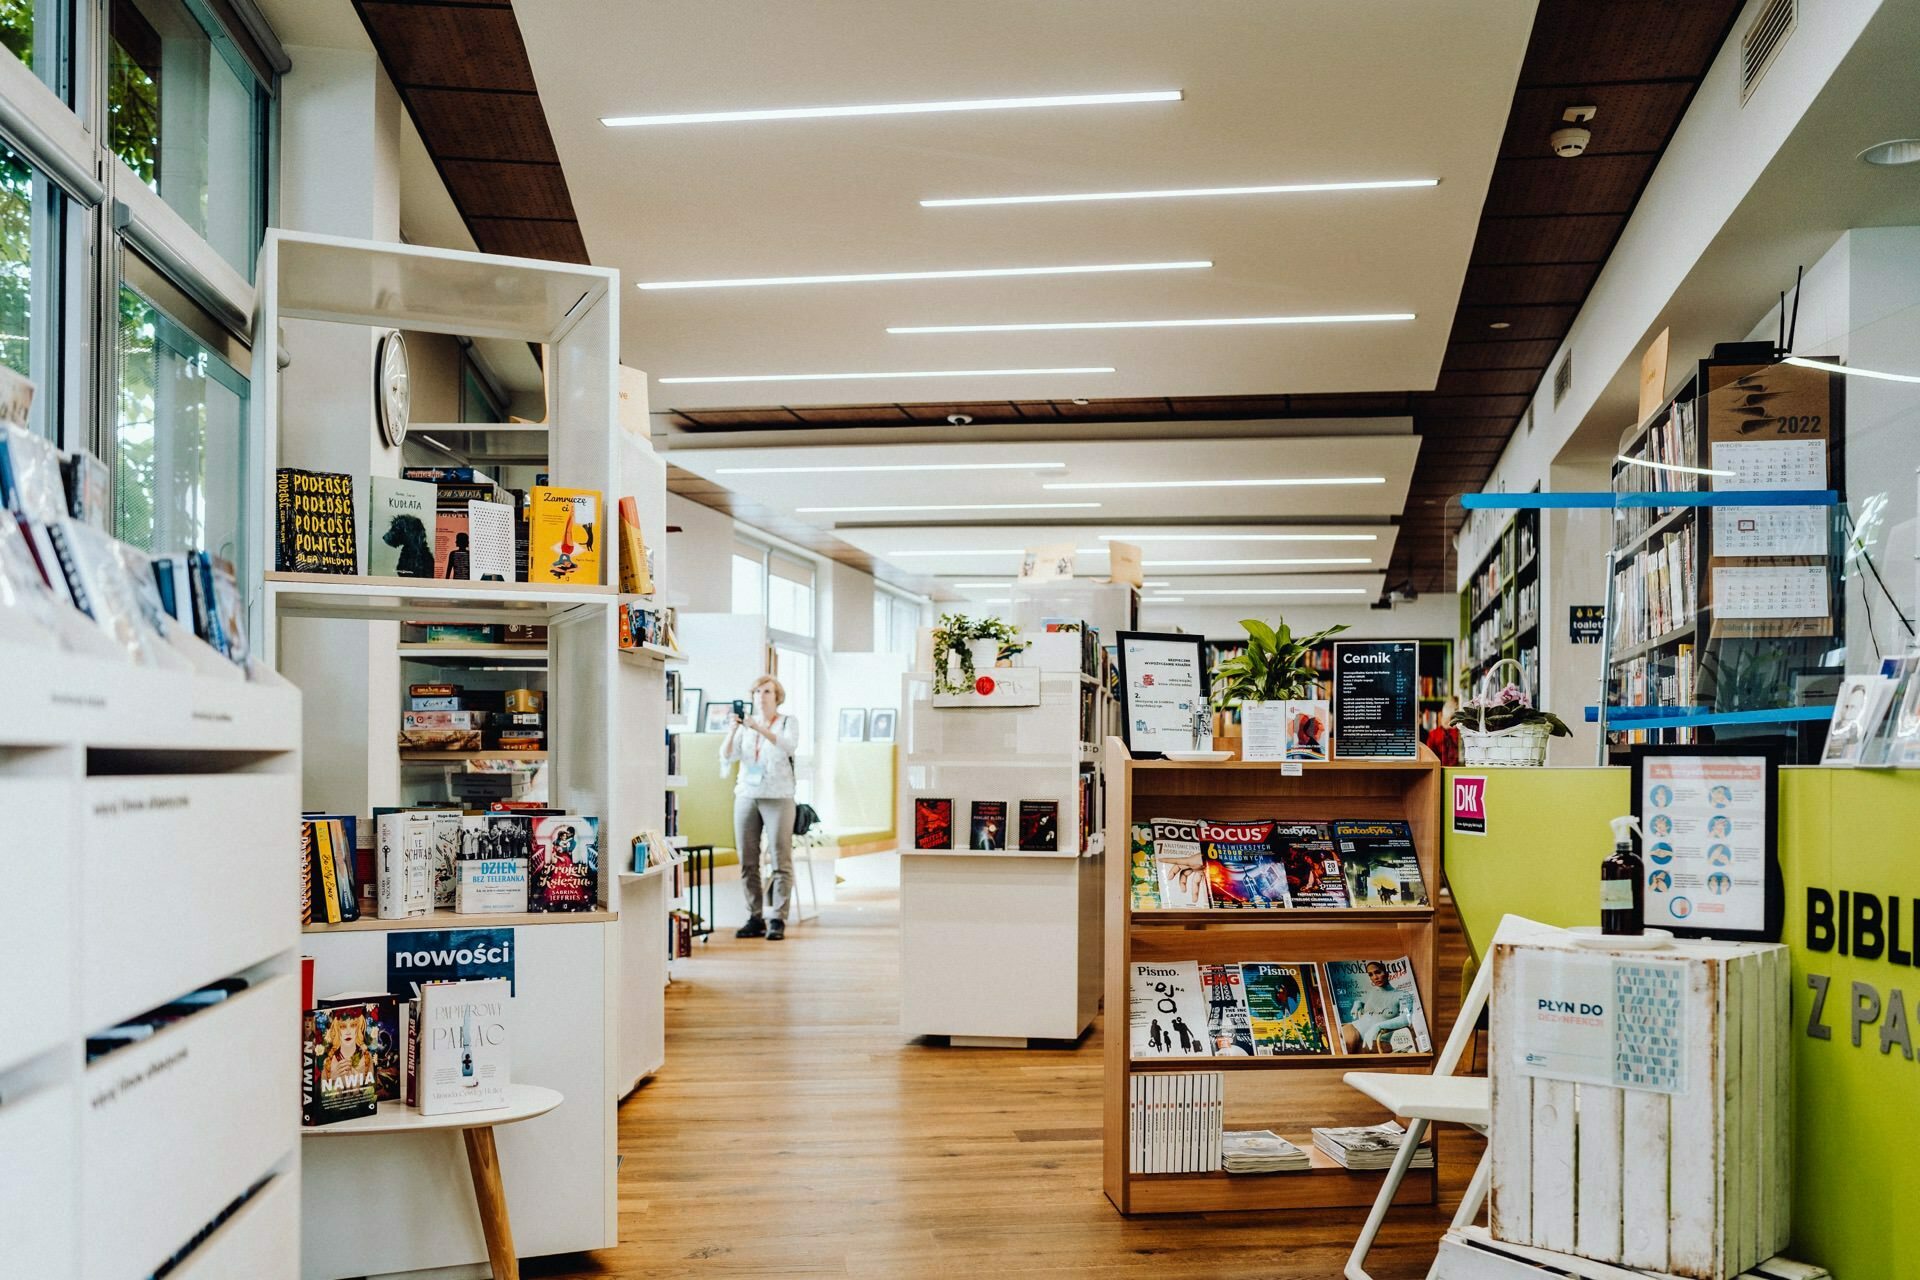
[719, 674, 801, 940]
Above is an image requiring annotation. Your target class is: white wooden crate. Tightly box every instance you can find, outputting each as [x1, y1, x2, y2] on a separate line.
[1434, 1227, 1830, 1280]
[1490, 927, 1791, 1280]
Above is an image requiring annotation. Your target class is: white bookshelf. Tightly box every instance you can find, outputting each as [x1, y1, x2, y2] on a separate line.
[251, 230, 626, 1274]
[0, 641, 302, 1280]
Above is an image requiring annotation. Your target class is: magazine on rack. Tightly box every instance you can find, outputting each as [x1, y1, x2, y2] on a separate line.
[1199, 962, 1256, 1057]
[1151, 818, 1209, 908]
[1128, 960, 1211, 1058]
[1273, 820, 1349, 908]
[1128, 822, 1160, 909]
[1311, 1120, 1432, 1170]
[1241, 961, 1335, 1056]
[1323, 957, 1432, 1054]
[1199, 819, 1290, 908]
[1331, 820, 1429, 907]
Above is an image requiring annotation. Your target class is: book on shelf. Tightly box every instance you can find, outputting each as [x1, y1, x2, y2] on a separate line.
[368, 477, 440, 578]
[1241, 961, 1336, 1056]
[1222, 1130, 1310, 1174]
[302, 999, 380, 1126]
[401, 465, 476, 484]
[375, 811, 434, 920]
[1324, 957, 1432, 1055]
[274, 467, 357, 574]
[1128, 960, 1211, 1058]
[321, 991, 402, 1101]
[456, 858, 530, 913]
[528, 485, 601, 585]
[1128, 1070, 1222, 1175]
[303, 814, 362, 924]
[414, 978, 511, 1116]
[618, 495, 654, 595]
[968, 800, 1008, 851]
[1077, 763, 1098, 846]
[1151, 817, 1209, 909]
[1311, 1121, 1432, 1171]
[1200, 819, 1291, 908]
[530, 814, 599, 911]
[466, 499, 515, 582]
[1017, 799, 1059, 852]
[1331, 820, 1429, 908]
[1274, 820, 1349, 908]
[1199, 962, 1256, 1057]
[1128, 822, 1160, 909]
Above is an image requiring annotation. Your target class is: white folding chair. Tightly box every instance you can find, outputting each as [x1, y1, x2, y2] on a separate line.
[1341, 917, 1542, 1280]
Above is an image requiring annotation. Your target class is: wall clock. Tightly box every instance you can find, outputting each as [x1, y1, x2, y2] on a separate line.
[376, 329, 410, 448]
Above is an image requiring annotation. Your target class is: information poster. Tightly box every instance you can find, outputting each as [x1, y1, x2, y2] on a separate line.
[1116, 632, 1209, 757]
[387, 927, 517, 997]
[1639, 755, 1768, 932]
[1509, 948, 1686, 1094]
[1331, 641, 1419, 759]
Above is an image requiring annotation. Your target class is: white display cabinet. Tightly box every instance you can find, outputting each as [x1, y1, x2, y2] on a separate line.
[251, 231, 627, 1273]
[0, 641, 301, 1280]
[897, 668, 1105, 1045]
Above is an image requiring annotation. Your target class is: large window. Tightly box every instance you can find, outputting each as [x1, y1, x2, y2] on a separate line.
[1, 0, 70, 98]
[874, 585, 924, 656]
[734, 535, 819, 756]
[0, 142, 63, 437]
[731, 549, 764, 615]
[767, 552, 814, 638]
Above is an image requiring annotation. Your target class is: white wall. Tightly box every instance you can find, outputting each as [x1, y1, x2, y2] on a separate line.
[663, 492, 733, 612]
[1140, 592, 1459, 644]
[828, 561, 874, 652]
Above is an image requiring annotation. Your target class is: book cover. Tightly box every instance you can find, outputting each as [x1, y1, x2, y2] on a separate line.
[618, 495, 654, 594]
[1274, 820, 1350, 908]
[428, 811, 462, 909]
[913, 798, 952, 850]
[376, 811, 433, 920]
[1241, 961, 1335, 1055]
[275, 468, 356, 574]
[1151, 817, 1209, 909]
[210, 554, 247, 664]
[1324, 957, 1432, 1055]
[528, 486, 601, 584]
[1128, 822, 1160, 909]
[402, 466, 476, 483]
[968, 800, 1008, 851]
[1823, 675, 1895, 766]
[1199, 819, 1289, 908]
[1332, 820, 1429, 908]
[368, 477, 439, 578]
[1017, 800, 1059, 852]
[531, 814, 599, 911]
[417, 978, 511, 1116]
[302, 1000, 379, 1126]
[1199, 962, 1256, 1057]
[1283, 699, 1331, 761]
[1128, 960, 1211, 1058]
[456, 858, 529, 913]
[435, 507, 472, 580]
[321, 991, 402, 1100]
[467, 500, 515, 582]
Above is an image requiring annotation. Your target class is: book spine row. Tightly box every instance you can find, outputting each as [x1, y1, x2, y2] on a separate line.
[1128, 1071, 1223, 1175]
[1611, 522, 1698, 649]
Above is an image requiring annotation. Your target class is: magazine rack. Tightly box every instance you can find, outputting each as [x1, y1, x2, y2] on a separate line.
[1102, 740, 1442, 1214]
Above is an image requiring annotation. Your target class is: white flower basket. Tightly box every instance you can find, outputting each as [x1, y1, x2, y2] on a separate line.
[1458, 659, 1552, 767]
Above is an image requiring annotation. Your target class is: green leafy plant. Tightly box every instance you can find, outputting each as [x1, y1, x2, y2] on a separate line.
[931, 612, 1028, 694]
[1210, 617, 1349, 709]
[1450, 682, 1571, 736]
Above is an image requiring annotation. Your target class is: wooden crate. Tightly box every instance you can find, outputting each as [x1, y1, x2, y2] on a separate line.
[1489, 928, 1791, 1279]
[1101, 741, 1444, 1214]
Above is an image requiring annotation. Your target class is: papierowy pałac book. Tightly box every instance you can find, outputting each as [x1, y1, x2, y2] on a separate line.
[1151, 817, 1209, 909]
[456, 858, 529, 913]
[528, 485, 601, 585]
[1017, 799, 1059, 852]
[530, 814, 599, 911]
[375, 810, 434, 920]
[274, 467, 356, 574]
[1129, 959, 1211, 1058]
[1199, 962, 1256, 1057]
[1128, 822, 1160, 909]
[969, 800, 1008, 851]
[368, 477, 439, 578]
[1332, 819, 1429, 908]
[913, 797, 953, 850]
[1200, 819, 1290, 908]
[302, 999, 380, 1126]
[1324, 957, 1432, 1055]
[1274, 820, 1350, 908]
[1241, 961, 1336, 1055]
[417, 977, 511, 1116]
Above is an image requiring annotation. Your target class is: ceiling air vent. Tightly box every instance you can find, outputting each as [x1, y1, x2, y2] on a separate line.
[1553, 352, 1573, 408]
[1524, 402, 1536, 434]
[1741, 0, 1796, 104]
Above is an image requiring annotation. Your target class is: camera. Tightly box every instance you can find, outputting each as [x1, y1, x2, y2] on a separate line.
[732, 699, 747, 719]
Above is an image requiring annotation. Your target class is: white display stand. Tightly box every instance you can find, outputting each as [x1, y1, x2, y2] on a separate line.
[897, 667, 1105, 1045]
[1431, 1227, 1828, 1280]
[251, 230, 627, 1274]
[0, 642, 301, 1280]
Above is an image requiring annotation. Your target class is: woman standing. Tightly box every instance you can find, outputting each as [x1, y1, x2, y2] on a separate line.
[719, 674, 801, 940]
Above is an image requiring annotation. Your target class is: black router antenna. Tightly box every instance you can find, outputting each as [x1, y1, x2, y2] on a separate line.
[1786, 264, 1804, 354]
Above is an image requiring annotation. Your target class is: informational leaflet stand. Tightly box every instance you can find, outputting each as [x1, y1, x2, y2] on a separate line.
[1331, 641, 1419, 759]
[1630, 744, 1782, 940]
[1115, 631, 1209, 758]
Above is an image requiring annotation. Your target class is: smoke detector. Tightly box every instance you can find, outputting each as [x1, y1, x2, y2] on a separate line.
[947, 413, 973, 425]
[1551, 105, 1596, 158]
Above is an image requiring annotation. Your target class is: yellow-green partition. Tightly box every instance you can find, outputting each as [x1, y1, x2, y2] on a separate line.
[680, 732, 740, 864]
[1443, 766, 1919, 1277]
[829, 742, 897, 847]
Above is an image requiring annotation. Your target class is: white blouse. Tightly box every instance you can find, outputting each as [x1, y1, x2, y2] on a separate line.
[718, 715, 800, 799]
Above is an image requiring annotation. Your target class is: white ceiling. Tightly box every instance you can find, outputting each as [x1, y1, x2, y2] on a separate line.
[831, 521, 1400, 580]
[516, 0, 1537, 410]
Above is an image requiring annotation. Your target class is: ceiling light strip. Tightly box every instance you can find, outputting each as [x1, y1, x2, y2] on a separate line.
[1614, 455, 1735, 479]
[603, 89, 1182, 128]
[1142, 557, 1375, 567]
[716, 462, 1067, 475]
[889, 312, 1414, 334]
[1097, 532, 1379, 543]
[920, 178, 1440, 208]
[1150, 588, 1371, 597]
[658, 366, 1115, 385]
[795, 502, 1102, 514]
[1784, 356, 1920, 385]
[640, 260, 1210, 290]
[1045, 476, 1386, 491]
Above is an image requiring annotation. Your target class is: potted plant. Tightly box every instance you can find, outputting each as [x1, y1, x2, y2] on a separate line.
[931, 612, 1027, 695]
[1211, 618, 1348, 760]
[1451, 661, 1570, 766]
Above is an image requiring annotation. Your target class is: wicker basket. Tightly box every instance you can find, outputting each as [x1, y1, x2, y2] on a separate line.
[1458, 660, 1551, 767]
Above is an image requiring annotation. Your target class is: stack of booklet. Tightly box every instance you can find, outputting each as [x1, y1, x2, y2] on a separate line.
[1311, 1121, 1433, 1171]
[1220, 1130, 1310, 1174]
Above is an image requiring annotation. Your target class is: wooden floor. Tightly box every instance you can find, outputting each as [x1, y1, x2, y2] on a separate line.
[529, 868, 1482, 1279]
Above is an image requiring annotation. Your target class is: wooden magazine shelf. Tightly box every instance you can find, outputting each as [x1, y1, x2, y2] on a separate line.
[1101, 741, 1442, 1215]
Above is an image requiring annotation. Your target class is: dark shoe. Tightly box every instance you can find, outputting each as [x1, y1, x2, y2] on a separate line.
[735, 917, 766, 938]
[766, 919, 786, 941]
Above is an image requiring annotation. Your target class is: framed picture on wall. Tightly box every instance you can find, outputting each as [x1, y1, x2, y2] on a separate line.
[680, 686, 703, 721]
[702, 701, 734, 734]
[1114, 631, 1211, 758]
[838, 707, 869, 741]
[868, 708, 897, 743]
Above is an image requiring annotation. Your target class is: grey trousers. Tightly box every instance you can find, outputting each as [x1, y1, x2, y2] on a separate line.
[735, 794, 796, 922]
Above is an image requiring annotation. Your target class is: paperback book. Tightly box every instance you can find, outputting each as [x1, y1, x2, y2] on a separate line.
[914, 797, 953, 850]
[618, 495, 654, 595]
[368, 477, 439, 578]
[274, 467, 357, 574]
[528, 485, 601, 584]
[1128, 822, 1160, 909]
[303, 814, 362, 924]
[416, 978, 511, 1116]
[969, 800, 1008, 851]
[321, 991, 402, 1100]
[302, 1000, 379, 1126]
[1017, 799, 1059, 852]
[530, 814, 599, 911]
[1274, 820, 1350, 908]
[1128, 959, 1211, 1058]
[467, 500, 515, 581]
[1151, 817, 1209, 909]
[1199, 819, 1289, 908]
[1332, 820, 1429, 908]
[375, 810, 433, 920]
[1324, 957, 1432, 1055]
[1241, 961, 1335, 1055]
[1199, 962, 1256, 1057]
[456, 858, 529, 913]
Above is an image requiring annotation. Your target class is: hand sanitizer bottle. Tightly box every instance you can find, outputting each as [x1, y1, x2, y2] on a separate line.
[1602, 815, 1645, 936]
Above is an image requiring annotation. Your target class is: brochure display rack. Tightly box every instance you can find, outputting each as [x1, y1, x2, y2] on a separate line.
[0, 645, 302, 1279]
[897, 662, 1107, 1044]
[1101, 743, 1441, 1213]
[253, 231, 624, 1275]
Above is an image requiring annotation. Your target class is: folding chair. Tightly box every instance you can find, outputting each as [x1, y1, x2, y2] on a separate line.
[1341, 915, 1546, 1280]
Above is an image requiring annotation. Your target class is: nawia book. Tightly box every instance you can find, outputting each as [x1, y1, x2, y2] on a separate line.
[913, 798, 953, 850]
[1199, 819, 1290, 908]
[1200, 962, 1256, 1057]
[302, 1000, 380, 1126]
[1128, 822, 1160, 909]
[531, 814, 599, 911]
[1274, 820, 1350, 908]
[1017, 800, 1059, 852]
[1151, 817, 1209, 909]
[1324, 957, 1432, 1055]
[1241, 961, 1335, 1055]
[1332, 819, 1429, 908]
[1128, 959, 1211, 1058]
[275, 467, 356, 574]
[529, 486, 601, 585]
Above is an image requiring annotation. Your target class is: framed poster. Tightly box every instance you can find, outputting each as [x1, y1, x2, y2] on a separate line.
[1115, 631, 1210, 759]
[837, 707, 868, 741]
[1630, 743, 1782, 942]
[1331, 640, 1420, 759]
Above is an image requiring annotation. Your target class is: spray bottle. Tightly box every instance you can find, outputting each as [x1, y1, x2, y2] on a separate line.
[1602, 815, 1644, 936]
